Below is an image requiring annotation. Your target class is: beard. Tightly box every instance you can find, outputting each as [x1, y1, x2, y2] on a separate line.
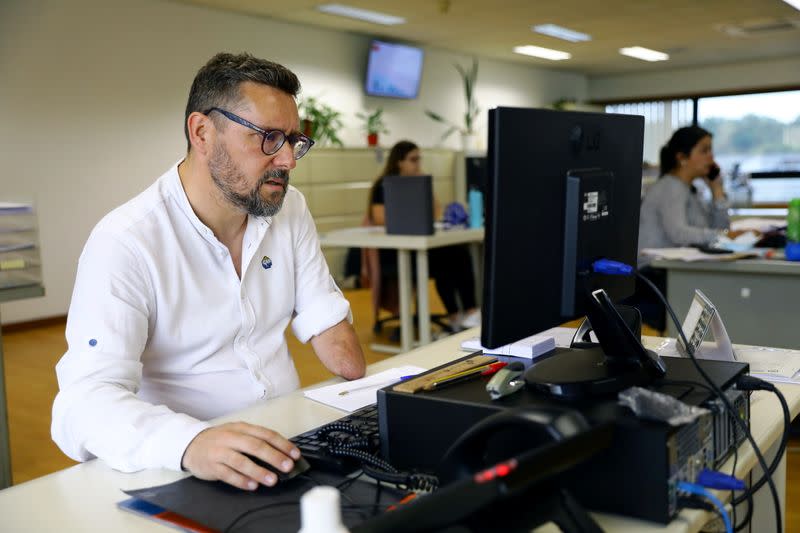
[208, 141, 289, 218]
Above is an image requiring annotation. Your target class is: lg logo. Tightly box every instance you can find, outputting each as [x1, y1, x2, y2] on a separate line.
[569, 125, 601, 153]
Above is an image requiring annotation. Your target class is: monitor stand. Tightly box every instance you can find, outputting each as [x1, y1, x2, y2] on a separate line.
[525, 288, 667, 400]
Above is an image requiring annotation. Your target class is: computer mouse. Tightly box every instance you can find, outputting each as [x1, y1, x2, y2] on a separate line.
[246, 454, 311, 482]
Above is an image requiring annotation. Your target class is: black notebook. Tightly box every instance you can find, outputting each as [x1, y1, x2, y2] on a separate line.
[383, 174, 434, 236]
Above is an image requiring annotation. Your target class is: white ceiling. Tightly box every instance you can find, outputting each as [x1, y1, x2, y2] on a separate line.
[172, 0, 800, 76]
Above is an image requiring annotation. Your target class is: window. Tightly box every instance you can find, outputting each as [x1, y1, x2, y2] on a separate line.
[699, 90, 800, 204]
[607, 90, 800, 204]
[606, 99, 693, 195]
[606, 99, 693, 168]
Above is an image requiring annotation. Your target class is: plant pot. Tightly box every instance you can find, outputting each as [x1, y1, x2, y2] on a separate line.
[302, 119, 314, 138]
[461, 132, 478, 153]
[367, 133, 379, 147]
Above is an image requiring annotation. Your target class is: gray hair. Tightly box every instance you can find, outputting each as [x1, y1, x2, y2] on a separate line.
[184, 52, 301, 151]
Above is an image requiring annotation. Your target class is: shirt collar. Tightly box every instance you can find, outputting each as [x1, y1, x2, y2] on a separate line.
[166, 159, 274, 251]
[166, 159, 225, 248]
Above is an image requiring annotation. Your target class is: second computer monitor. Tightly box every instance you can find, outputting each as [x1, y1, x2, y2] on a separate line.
[383, 174, 435, 236]
[481, 107, 644, 349]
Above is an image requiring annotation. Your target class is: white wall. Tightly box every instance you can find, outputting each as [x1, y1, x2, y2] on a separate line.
[0, 0, 587, 324]
[588, 56, 800, 102]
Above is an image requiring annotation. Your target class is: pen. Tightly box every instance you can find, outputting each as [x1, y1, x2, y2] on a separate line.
[437, 362, 508, 383]
[425, 362, 508, 390]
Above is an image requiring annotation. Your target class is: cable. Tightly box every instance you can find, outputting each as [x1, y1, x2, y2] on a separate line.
[223, 497, 393, 532]
[661, 375, 787, 527]
[729, 375, 790, 507]
[677, 482, 733, 533]
[362, 464, 440, 492]
[678, 495, 731, 533]
[315, 420, 441, 492]
[224, 500, 299, 533]
[635, 271, 782, 533]
[731, 441, 738, 530]
[734, 485, 754, 532]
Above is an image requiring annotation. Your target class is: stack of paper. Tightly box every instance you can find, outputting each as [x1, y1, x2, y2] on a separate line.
[0, 201, 41, 289]
[460, 334, 556, 359]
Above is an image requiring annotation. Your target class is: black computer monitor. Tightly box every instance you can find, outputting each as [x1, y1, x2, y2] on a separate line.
[465, 156, 488, 194]
[481, 107, 665, 398]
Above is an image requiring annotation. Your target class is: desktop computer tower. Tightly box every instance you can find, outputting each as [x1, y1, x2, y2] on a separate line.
[377, 354, 749, 523]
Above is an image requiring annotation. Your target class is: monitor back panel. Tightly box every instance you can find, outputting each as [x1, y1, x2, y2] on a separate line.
[383, 175, 434, 235]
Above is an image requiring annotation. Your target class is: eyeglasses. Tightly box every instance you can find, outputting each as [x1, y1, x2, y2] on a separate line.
[204, 107, 315, 160]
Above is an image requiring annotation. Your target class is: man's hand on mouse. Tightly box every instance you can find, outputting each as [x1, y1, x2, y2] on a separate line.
[181, 422, 302, 490]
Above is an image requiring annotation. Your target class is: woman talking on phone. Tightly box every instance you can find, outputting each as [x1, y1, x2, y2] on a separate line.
[634, 126, 733, 332]
[638, 125, 733, 253]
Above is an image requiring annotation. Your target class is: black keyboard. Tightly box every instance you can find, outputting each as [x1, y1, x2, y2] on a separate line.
[290, 404, 381, 475]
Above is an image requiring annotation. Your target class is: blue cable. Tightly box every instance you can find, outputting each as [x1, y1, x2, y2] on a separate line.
[591, 258, 633, 276]
[677, 481, 733, 533]
[697, 469, 746, 491]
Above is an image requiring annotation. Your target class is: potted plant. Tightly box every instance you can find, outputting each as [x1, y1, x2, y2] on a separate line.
[424, 57, 479, 150]
[298, 96, 344, 148]
[356, 108, 389, 147]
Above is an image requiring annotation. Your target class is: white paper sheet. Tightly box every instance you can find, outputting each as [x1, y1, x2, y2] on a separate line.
[303, 365, 427, 412]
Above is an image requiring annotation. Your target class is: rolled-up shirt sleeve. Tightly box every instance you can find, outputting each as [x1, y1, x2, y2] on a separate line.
[290, 197, 352, 343]
[51, 229, 209, 472]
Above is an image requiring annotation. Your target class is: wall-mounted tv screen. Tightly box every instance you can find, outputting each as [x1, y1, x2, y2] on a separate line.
[365, 40, 424, 99]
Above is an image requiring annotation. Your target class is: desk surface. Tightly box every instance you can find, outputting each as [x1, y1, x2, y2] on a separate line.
[652, 257, 800, 275]
[321, 226, 484, 250]
[0, 329, 797, 532]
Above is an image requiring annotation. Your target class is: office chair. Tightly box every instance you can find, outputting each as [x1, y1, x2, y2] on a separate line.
[360, 247, 454, 341]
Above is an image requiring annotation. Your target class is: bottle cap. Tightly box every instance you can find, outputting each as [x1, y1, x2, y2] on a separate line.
[298, 486, 349, 533]
[785, 242, 800, 262]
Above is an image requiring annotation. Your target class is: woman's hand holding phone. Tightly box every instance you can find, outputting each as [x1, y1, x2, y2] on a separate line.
[704, 162, 725, 199]
[707, 162, 720, 181]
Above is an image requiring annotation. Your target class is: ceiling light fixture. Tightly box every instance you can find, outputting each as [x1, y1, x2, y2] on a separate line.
[532, 24, 591, 42]
[513, 45, 571, 61]
[781, 0, 800, 11]
[619, 46, 669, 62]
[317, 4, 406, 25]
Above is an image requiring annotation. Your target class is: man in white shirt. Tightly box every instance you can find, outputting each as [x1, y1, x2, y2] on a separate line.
[52, 52, 366, 491]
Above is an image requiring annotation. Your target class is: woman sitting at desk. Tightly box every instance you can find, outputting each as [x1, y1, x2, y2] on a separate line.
[635, 126, 737, 332]
[366, 140, 480, 331]
[639, 125, 733, 252]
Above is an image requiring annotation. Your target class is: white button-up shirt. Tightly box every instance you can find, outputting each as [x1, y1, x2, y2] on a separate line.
[52, 162, 351, 473]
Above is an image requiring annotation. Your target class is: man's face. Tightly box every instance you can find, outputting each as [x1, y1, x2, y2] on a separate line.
[207, 82, 300, 217]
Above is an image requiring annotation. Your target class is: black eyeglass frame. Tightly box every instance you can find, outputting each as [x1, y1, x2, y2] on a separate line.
[204, 107, 315, 160]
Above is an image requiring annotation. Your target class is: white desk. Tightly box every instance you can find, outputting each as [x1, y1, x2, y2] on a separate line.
[0, 329, 797, 532]
[651, 258, 800, 349]
[321, 227, 484, 353]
